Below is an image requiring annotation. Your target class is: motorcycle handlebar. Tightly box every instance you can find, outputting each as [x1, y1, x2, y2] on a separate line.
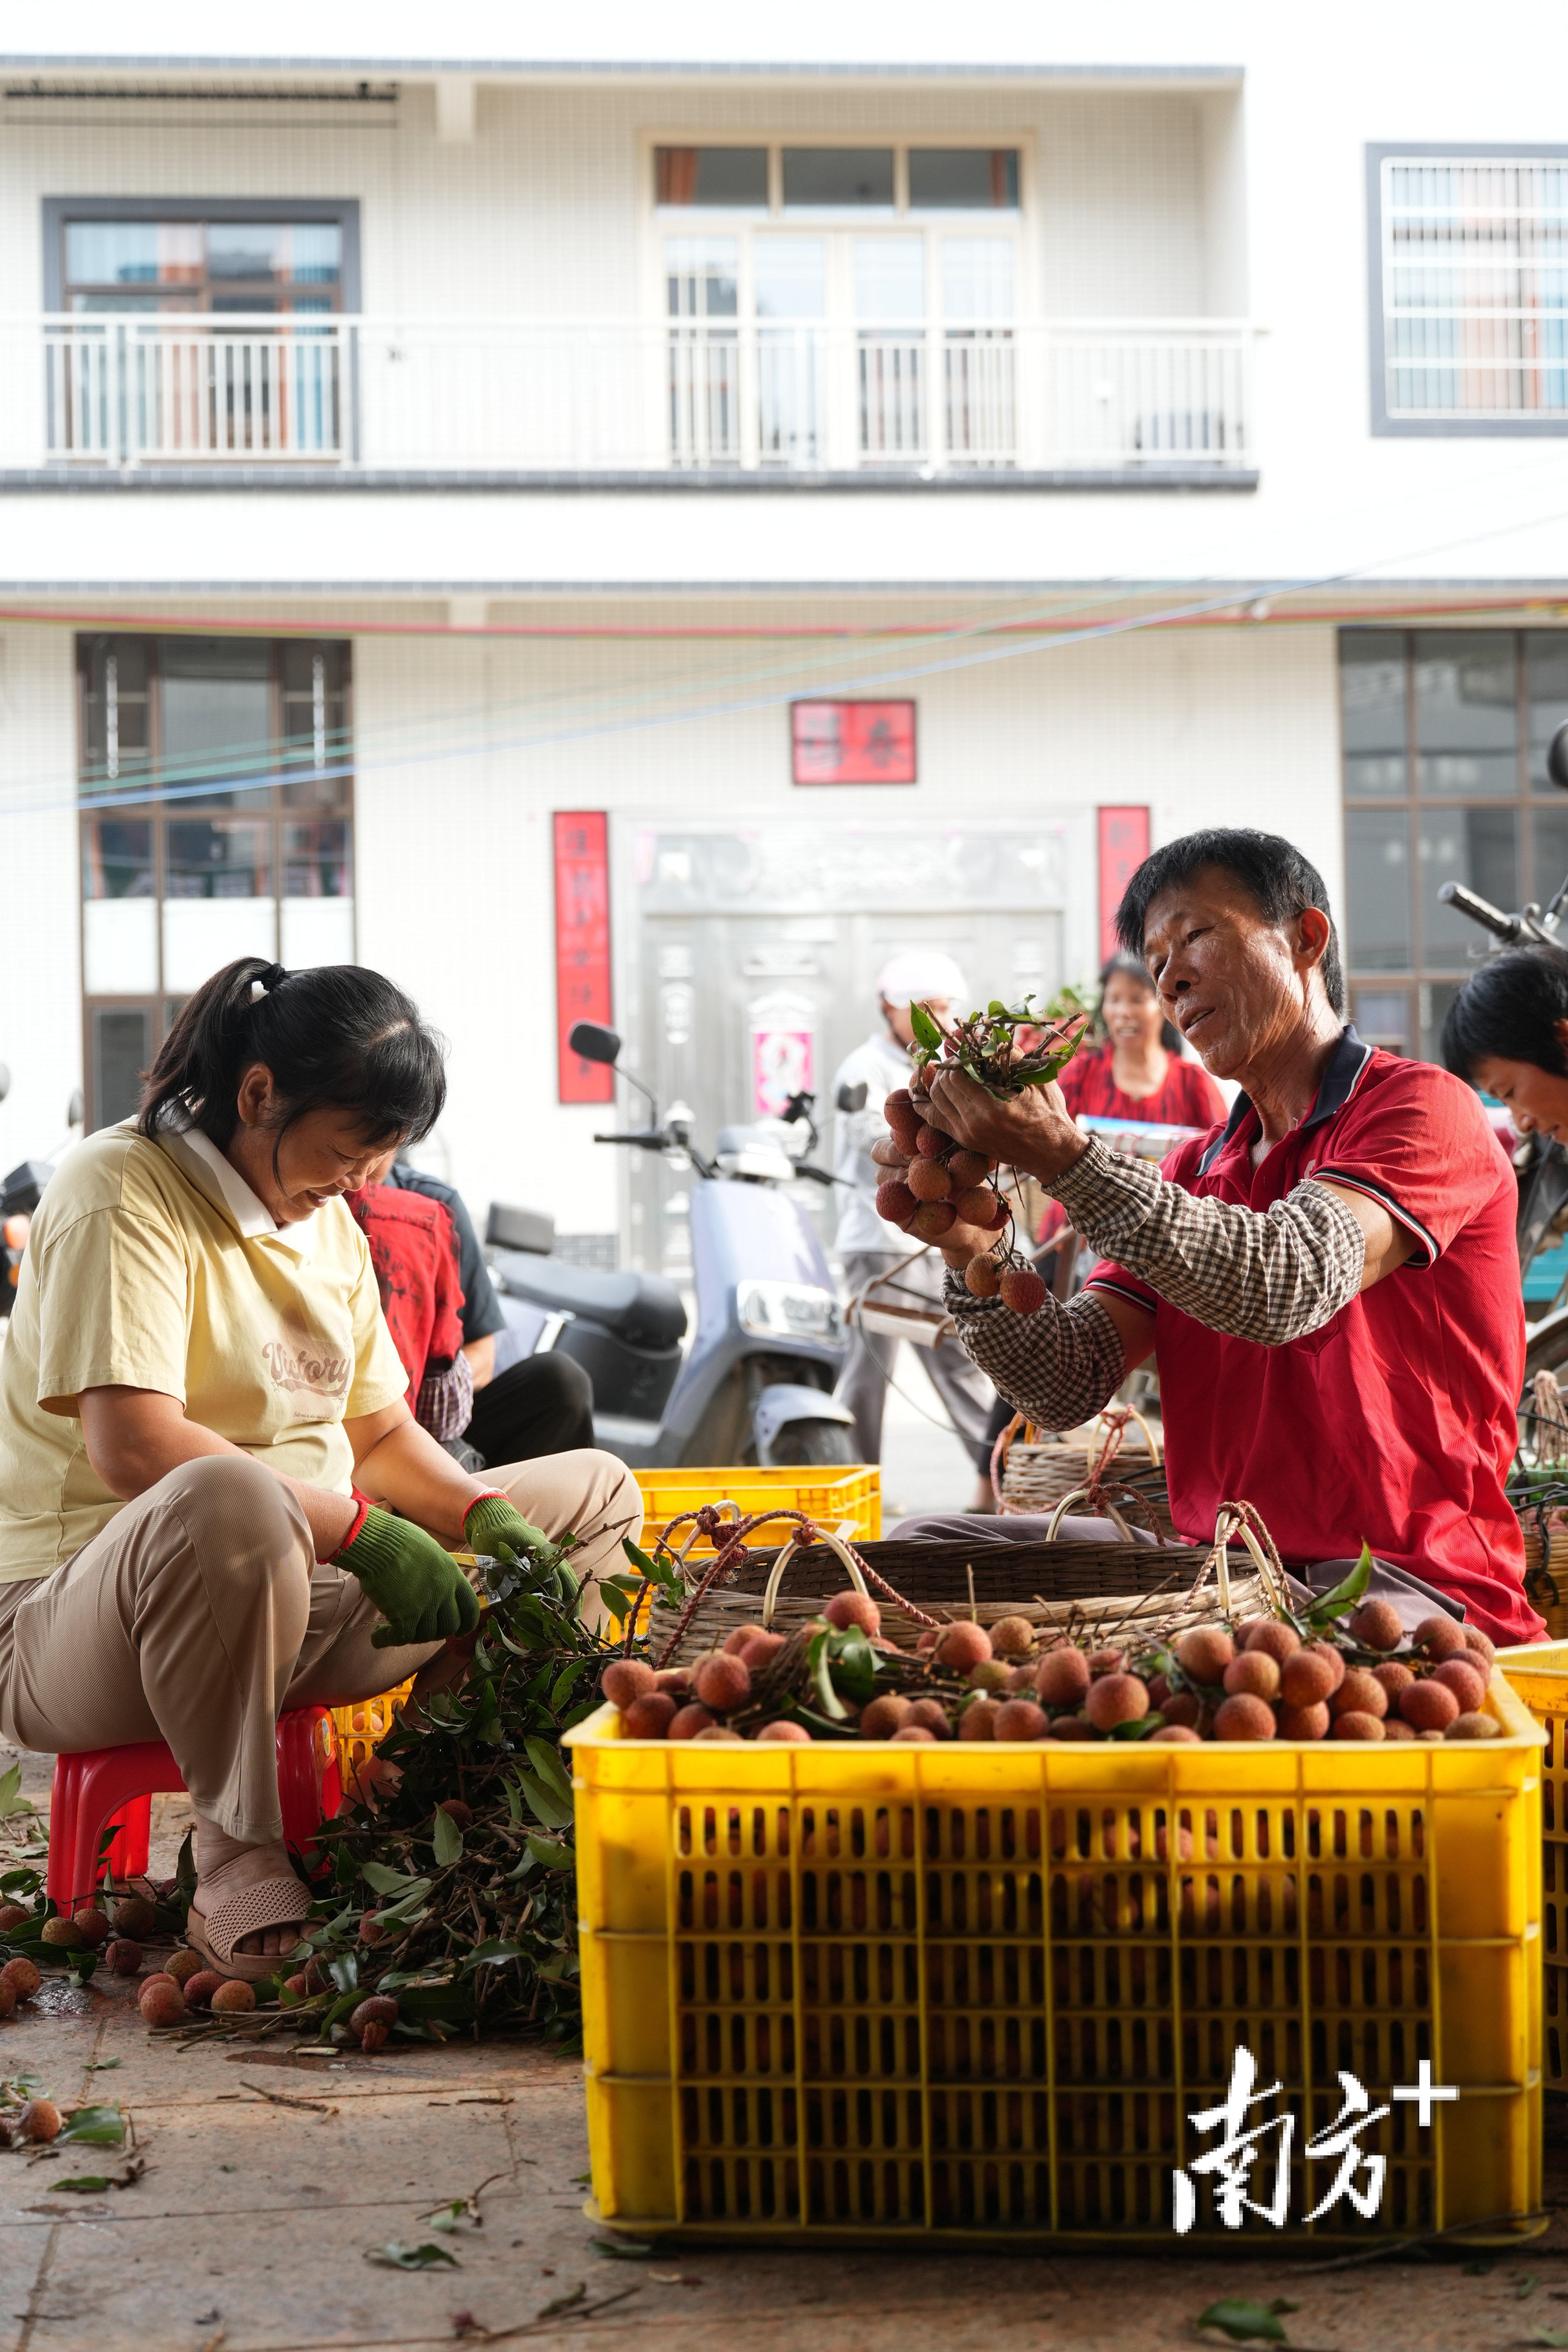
[1436, 880, 1536, 944]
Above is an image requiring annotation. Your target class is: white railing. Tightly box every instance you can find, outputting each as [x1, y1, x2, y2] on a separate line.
[13, 314, 1253, 473]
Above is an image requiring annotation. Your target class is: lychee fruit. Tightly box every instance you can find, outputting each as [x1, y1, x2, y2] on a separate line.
[211, 1981, 257, 2014]
[998, 1266, 1047, 1316]
[1085, 1673, 1151, 1731]
[693, 1653, 752, 1712]
[965, 1256, 1001, 1298]
[109, 1896, 158, 1939]
[623, 1691, 678, 1737]
[16, 2099, 60, 2142]
[757, 1720, 812, 1744]
[669, 1704, 715, 1739]
[1035, 1647, 1091, 1708]
[953, 1186, 1002, 1226]
[164, 1949, 204, 1988]
[183, 1970, 224, 2007]
[601, 1659, 656, 1709]
[990, 1615, 1035, 1657]
[1400, 1679, 1460, 1732]
[947, 1149, 993, 1188]
[138, 1974, 186, 2025]
[934, 1621, 993, 1671]
[875, 1180, 918, 1227]
[1213, 1694, 1277, 1741]
[860, 1695, 913, 1738]
[824, 1592, 881, 1636]
[909, 1202, 958, 1240]
[1432, 1657, 1488, 1715]
[105, 1938, 143, 1976]
[0, 1957, 40, 2000]
[915, 1123, 949, 1160]
[907, 1157, 953, 1203]
[992, 1699, 1049, 1741]
[1413, 1614, 1467, 1662]
[1348, 1598, 1403, 1653]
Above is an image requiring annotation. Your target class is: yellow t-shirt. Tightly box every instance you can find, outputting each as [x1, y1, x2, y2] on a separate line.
[0, 1120, 409, 1583]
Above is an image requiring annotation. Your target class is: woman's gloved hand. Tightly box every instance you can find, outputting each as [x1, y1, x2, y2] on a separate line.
[461, 1494, 577, 1608]
[336, 1506, 483, 1650]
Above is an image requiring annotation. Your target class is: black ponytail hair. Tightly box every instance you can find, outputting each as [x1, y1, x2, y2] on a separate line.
[138, 957, 446, 1153]
[1098, 953, 1183, 1056]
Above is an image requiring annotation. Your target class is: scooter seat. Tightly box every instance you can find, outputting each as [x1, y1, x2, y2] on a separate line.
[490, 1251, 688, 1348]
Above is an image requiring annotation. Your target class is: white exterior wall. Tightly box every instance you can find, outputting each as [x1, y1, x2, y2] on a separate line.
[0, 627, 82, 1174]
[345, 612, 1338, 1230]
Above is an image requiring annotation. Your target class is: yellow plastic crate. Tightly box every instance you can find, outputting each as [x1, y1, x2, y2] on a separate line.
[634, 1466, 880, 1557]
[568, 1674, 1544, 2249]
[1499, 1640, 1568, 2087]
[331, 1681, 414, 1795]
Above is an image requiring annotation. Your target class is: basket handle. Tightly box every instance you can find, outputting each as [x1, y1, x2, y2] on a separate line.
[761, 1522, 871, 1627]
[1086, 1404, 1161, 1473]
[1196, 1499, 1292, 1619]
[1045, 1486, 1138, 1544]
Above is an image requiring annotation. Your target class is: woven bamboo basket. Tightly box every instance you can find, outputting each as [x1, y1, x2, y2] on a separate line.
[1517, 1504, 1568, 1642]
[994, 1405, 1177, 1539]
[650, 1503, 1288, 1668]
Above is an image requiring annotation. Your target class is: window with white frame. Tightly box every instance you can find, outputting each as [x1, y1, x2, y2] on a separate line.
[652, 141, 1024, 468]
[1374, 150, 1568, 430]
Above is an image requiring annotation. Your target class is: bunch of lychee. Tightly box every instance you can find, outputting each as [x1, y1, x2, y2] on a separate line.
[599, 1594, 1504, 1746]
[874, 1088, 1046, 1316]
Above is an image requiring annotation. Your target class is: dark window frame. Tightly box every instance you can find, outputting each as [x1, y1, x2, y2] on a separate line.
[42, 196, 362, 312]
[75, 633, 356, 1129]
[1367, 141, 1568, 439]
[1340, 625, 1568, 1060]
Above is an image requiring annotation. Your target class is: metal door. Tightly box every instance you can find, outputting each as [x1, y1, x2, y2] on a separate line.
[617, 820, 1086, 1272]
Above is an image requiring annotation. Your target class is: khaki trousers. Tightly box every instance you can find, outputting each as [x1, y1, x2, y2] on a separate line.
[0, 1447, 641, 1846]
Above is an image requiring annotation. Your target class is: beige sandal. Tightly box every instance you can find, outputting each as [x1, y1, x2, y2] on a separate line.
[186, 1868, 313, 1984]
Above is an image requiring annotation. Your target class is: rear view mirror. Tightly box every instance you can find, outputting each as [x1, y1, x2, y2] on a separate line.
[568, 1022, 621, 1067]
[1548, 720, 1568, 793]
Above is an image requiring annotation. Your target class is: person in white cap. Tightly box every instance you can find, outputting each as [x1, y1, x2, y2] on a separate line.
[831, 950, 996, 1503]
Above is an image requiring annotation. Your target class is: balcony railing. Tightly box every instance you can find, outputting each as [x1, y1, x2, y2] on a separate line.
[12, 314, 1254, 474]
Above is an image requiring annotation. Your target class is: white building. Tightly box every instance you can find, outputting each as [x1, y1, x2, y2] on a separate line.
[2, 5, 1568, 1271]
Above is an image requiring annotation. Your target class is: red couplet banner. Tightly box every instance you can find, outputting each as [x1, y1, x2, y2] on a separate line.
[791, 699, 917, 785]
[1098, 805, 1151, 964]
[554, 811, 614, 1104]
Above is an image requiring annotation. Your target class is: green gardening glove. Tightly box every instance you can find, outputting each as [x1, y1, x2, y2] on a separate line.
[337, 1506, 483, 1650]
[462, 1494, 576, 1607]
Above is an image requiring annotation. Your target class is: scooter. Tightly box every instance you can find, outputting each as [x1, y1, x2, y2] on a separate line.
[484, 1022, 856, 1469]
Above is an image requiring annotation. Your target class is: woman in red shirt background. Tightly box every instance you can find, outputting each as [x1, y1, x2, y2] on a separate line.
[1060, 954, 1228, 1129]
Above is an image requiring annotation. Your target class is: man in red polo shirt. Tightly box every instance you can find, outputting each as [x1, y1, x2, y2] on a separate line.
[914, 828, 1541, 1646]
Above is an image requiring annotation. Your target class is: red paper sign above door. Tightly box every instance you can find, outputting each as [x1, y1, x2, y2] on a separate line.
[554, 810, 614, 1104]
[791, 700, 917, 786]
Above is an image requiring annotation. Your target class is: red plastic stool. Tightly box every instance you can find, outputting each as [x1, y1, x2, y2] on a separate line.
[45, 1706, 343, 1915]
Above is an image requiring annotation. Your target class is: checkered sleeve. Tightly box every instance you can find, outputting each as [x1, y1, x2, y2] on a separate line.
[945, 1272, 1128, 1432]
[1047, 1135, 1367, 1345]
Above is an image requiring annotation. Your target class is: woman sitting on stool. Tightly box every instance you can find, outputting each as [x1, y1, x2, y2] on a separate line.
[0, 957, 639, 1978]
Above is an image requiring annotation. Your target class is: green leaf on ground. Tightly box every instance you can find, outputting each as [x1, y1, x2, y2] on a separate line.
[0, 1764, 35, 1819]
[83, 2059, 121, 2072]
[365, 2241, 461, 2270]
[49, 2175, 112, 2193]
[58, 2106, 125, 2147]
[512, 1768, 573, 1831]
[1530, 2334, 1568, 2349]
[359, 1861, 422, 1898]
[430, 1808, 464, 1867]
[592, 2236, 654, 2259]
[1196, 2301, 1298, 2345]
[1515, 2274, 1540, 2299]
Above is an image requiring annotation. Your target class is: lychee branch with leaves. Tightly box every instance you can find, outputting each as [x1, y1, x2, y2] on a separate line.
[874, 995, 1089, 1314]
